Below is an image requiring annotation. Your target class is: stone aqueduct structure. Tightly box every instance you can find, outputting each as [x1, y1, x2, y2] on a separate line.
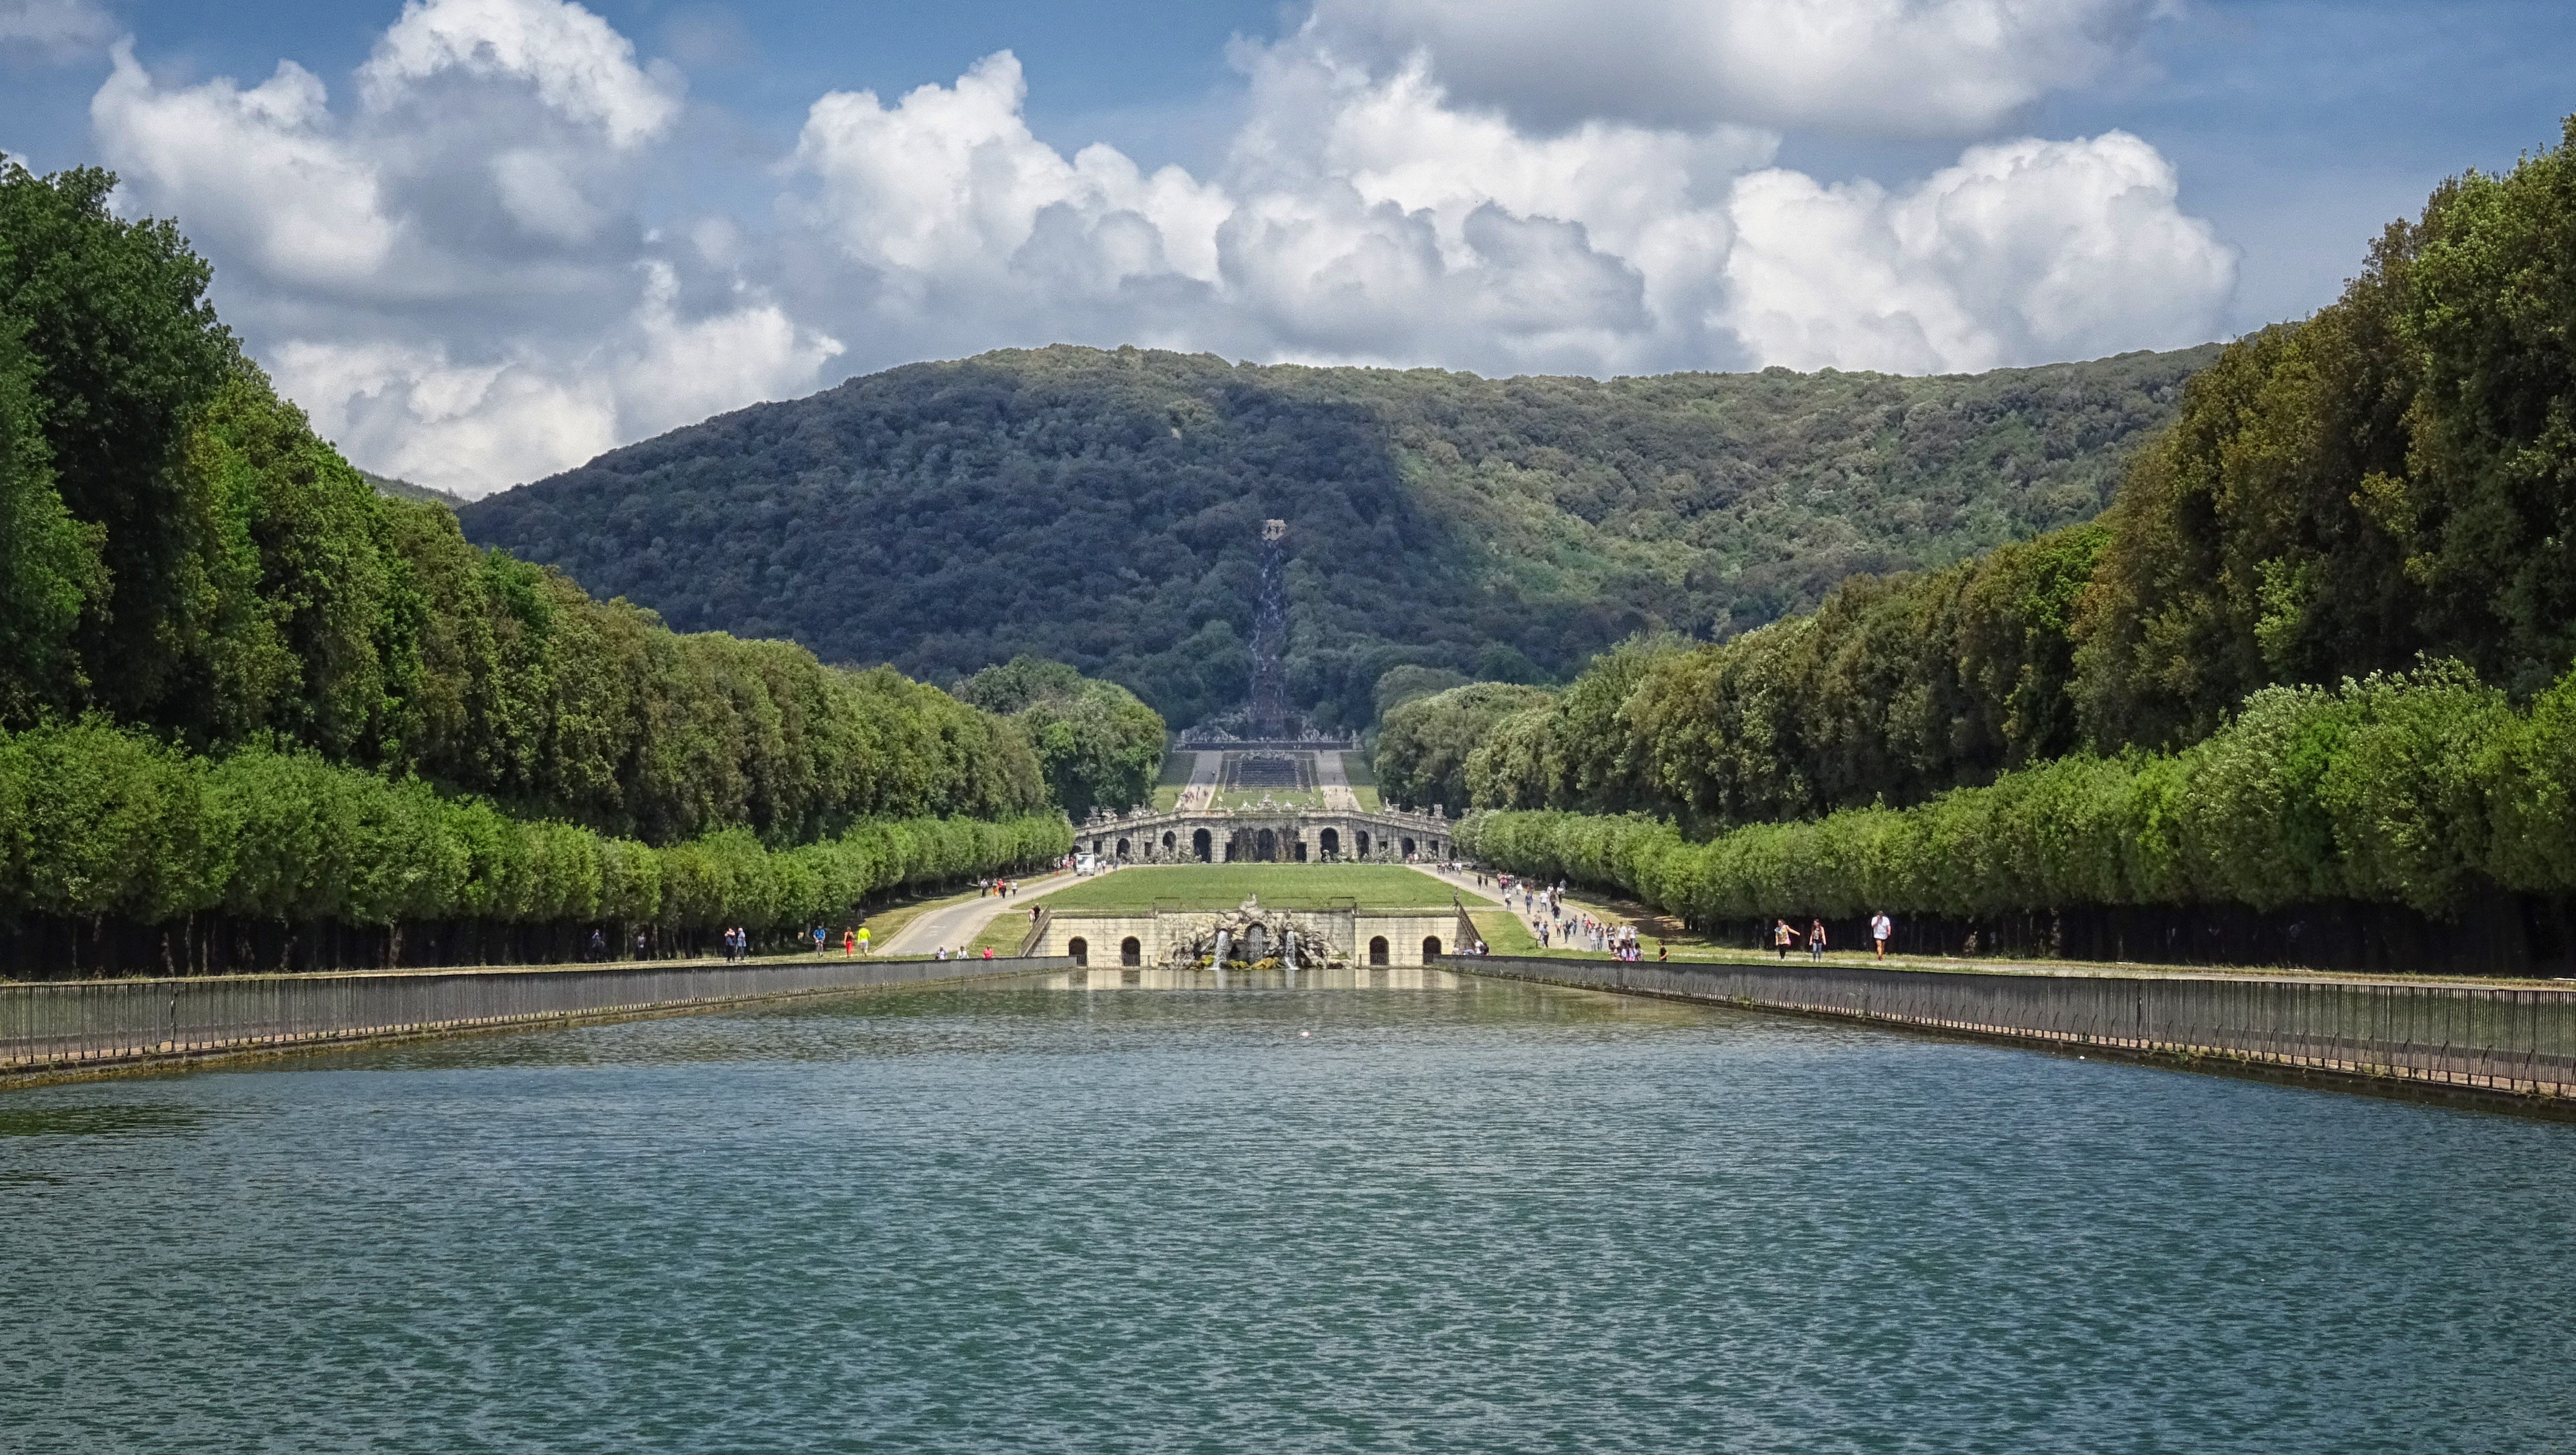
[1077, 802, 1454, 866]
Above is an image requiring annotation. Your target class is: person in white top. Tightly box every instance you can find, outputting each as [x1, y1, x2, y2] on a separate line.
[1871, 911, 1893, 960]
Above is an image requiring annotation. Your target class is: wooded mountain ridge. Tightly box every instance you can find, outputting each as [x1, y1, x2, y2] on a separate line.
[459, 342, 2219, 728]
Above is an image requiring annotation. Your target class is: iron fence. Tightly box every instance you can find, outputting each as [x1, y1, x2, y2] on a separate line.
[1452, 956, 2576, 1099]
[2, 956, 1072, 1072]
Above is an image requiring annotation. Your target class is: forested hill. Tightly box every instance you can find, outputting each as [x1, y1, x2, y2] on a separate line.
[458, 342, 2218, 728]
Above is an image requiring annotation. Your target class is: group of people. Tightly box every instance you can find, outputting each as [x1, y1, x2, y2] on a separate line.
[811, 924, 874, 957]
[1481, 868, 1900, 964]
[1489, 873, 1658, 961]
[1772, 912, 1897, 960]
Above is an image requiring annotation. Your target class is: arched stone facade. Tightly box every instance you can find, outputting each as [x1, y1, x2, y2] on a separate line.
[1079, 804, 1454, 866]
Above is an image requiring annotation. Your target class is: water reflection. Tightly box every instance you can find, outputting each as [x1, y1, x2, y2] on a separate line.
[0, 1103, 209, 1138]
[1045, 965, 1465, 991]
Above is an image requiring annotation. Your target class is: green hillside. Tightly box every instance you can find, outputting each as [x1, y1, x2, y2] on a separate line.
[457, 342, 2217, 728]
[359, 468, 467, 509]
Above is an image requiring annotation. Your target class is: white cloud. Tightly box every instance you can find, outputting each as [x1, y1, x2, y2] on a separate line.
[360, 0, 679, 148]
[273, 265, 841, 496]
[790, 51, 1229, 285]
[90, 43, 400, 287]
[1305, 0, 2162, 137]
[1722, 131, 2236, 372]
[275, 337, 618, 495]
[0, 0, 114, 63]
[78, 0, 2235, 495]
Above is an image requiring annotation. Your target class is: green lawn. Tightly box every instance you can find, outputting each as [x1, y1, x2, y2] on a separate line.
[1465, 908, 1544, 955]
[1150, 751, 1199, 810]
[1338, 752, 1382, 809]
[1039, 865, 1460, 912]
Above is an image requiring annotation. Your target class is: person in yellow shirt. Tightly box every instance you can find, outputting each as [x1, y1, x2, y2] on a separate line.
[856, 925, 873, 955]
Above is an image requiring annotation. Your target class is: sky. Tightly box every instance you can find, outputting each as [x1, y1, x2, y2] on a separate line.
[2, 0, 2570, 497]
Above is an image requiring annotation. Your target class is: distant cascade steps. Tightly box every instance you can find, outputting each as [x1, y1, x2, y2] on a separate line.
[1224, 752, 1309, 792]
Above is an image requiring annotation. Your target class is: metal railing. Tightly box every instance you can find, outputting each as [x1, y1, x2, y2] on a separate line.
[1450, 956, 2576, 1100]
[2, 955, 1073, 1073]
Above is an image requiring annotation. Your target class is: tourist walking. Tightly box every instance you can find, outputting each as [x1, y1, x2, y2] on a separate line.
[1871, 910, 1893, 960]
[1808, 918, 1828, 959]
[1773, 919, 1794, 959]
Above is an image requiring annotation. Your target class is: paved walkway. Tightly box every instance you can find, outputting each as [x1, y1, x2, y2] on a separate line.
[875, 871, 1088, 958]
[1172, 751, 1219, 811]
[1311, 749, 1361, 811]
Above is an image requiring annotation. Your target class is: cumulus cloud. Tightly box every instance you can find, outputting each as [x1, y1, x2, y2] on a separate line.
[1304, 0, 2162, 137]
[79, 0, 2236, 495]
[0, 0, 115, 64]
[271, 264, 842, 492]
[91, 0, 834, 495]
[1723, 132, 2237, 372]
[360, 0, 680, 147]
[91, 43, 400, 288]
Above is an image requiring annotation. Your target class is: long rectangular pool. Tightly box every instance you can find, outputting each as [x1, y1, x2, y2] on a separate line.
[5, 975, 2570, 1452]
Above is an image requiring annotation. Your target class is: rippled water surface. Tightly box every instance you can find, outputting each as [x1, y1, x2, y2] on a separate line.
[7, 976, 2575, 1453]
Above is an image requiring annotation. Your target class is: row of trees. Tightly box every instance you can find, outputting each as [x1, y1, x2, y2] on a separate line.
[1459, 661, 2576, 926]
[0, 720, 1070, 931]
[0, 160, 1050, 848]
[1454, 120, 2576, 835]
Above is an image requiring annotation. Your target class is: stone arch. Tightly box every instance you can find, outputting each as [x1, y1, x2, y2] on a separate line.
[1162, 831, 1176, 855]
[1422, 935, 1443, 961]
[1357, 831, 1370, 859]
[1402, 837, 1416, 858]
[1320, 827, 1340, 858]
[1368, 935, 1389, 966]
[1193, 828, 1211, 861]
[1116, 838, 1130, 860]
[1068, 937, 1088, 967]
[1293, 838, 1307, 863]
[1256, 827, 1276, 861]
[1120, 936, 1141, 967]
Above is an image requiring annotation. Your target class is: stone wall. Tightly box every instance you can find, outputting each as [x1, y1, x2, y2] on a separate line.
[1043, 908, 1468, 967]
[1078, 807, 1453, 865]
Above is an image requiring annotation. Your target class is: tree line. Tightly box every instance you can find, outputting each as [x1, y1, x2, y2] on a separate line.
[0, 718, 1069, 954]
[0, 159, 1068, 849]
[1461, 660, 2576, 927]
[1437, 121, 2576, 846]
[1442, 119, 2576, 962]
[0, 159, 1110, 974]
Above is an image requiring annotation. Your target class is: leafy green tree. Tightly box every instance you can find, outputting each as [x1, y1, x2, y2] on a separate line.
[1375, 682, 1553, 811]
[955, 654, 1166, 818]
[0, 268, 103, 720]
[1371, 664, 1469, 720]
[0, 160, 239, 726]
